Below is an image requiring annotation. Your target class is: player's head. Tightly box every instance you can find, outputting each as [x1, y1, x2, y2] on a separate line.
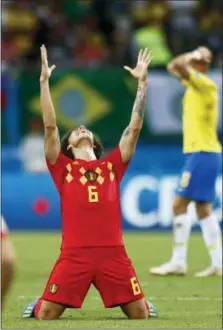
[191, 46, 212, 73]
[61, 126, 103, 159]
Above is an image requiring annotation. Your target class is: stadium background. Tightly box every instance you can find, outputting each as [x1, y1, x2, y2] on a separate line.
[2, 0, 222, 231]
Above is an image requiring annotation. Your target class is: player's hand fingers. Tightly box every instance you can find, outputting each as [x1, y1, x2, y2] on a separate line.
[145, 50, 152, 63]
[142, 48, 149, 61]
[40, 45, 44, 56]
[40, 48, 47, 66]
[42, 44, 47, 58]
[192, 50, 202, 61]
[198, 46, 212, 59]
[50, 65, 56, 72]
[203, 55, 211, 63]
[41, 45, 48, 61]
[41, 59, 48, 67]
[124, 66, 133, 73]
[40, 46, 44, 60]
[146, 53, 153, 66]
[138, 49, 143, 61]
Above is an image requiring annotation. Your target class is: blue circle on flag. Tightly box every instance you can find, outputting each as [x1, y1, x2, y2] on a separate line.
[59, 90, 85, 123]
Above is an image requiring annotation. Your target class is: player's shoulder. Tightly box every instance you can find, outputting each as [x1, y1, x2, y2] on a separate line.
[192, 70, 217, 88]
[46, 151, 72, 168]
[98, 155, 113, 169]
[58, 151, 72, 163]
[101, 147, 122, 167]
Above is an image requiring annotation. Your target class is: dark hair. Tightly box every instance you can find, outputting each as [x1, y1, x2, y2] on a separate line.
[60, 128, 103, 160]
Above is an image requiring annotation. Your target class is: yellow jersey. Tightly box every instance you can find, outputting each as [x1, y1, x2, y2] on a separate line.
[182, 69, 221, 154]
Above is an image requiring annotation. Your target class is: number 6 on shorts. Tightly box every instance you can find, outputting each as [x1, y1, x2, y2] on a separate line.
[130, 277, 141, 295]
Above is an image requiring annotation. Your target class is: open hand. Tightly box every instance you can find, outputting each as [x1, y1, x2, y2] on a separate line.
[40, 45, 56, 83]
[124, 48, 152, 80]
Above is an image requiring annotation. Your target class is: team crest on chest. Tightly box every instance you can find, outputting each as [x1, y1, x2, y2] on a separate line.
[79, 166, 104, 185]
[85, 171, 98, 183]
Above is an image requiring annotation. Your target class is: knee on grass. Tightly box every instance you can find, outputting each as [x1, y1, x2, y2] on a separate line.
[35, 301, 65, 320]
[37, 308, 57, 320]
[128, 305, 149, 319]
[122, 301, 149, 320]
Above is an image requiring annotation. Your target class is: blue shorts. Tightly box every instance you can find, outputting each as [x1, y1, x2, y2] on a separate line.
[175, 152, 222, 202]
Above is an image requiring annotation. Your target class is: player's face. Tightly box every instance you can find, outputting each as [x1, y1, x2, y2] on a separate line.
[68, 126, 94, 147]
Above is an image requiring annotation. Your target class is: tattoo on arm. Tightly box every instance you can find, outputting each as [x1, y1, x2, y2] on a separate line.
[122, 126, 130, 137]
[119, 81, 147, 161]
[120, 81, 147, 148]
[133, 85, 146, 118]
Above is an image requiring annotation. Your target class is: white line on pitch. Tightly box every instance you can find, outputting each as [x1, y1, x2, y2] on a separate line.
[17, 296, 39, 300]
[149, 296, 222, 301]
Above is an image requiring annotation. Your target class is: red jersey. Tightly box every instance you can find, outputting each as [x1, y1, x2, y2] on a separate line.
[46, 147, 129, 249]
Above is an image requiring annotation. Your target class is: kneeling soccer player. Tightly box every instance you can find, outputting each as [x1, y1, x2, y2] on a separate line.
[22, 46, 158, 320]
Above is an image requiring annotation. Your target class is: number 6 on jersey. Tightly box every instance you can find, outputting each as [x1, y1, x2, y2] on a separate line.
[88, 186, 98, 203]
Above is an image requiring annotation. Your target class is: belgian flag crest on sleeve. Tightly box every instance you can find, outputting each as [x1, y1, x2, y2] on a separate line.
[49, 283, 58, 294]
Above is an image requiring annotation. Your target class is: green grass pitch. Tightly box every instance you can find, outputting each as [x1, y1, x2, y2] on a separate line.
[2, 232, 222, 328]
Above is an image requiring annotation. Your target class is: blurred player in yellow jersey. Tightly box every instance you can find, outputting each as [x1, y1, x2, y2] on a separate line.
[150, 47, 222, 277]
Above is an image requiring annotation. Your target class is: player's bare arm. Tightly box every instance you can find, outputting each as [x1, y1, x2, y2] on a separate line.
[40, 45, 60, 164]
[119, 48, 152, 163]
[167, 47, 212, 80]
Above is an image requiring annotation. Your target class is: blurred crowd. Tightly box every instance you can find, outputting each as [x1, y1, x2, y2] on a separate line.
[2, 0, 223, 70]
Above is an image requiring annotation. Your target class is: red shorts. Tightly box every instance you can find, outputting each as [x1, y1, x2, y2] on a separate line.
[41, 246, 144, 308]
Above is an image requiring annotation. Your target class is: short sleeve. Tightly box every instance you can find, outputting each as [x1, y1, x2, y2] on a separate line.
[103, 146, 130, 182]
[188, 70, 217, 92]
[46, 152, 69, 192]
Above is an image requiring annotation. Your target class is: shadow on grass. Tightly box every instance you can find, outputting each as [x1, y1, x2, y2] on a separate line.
[17, 316, 165, 321]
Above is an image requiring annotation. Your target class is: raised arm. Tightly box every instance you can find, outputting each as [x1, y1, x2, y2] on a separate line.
[167, 46, 212, 81]
[119, 48, 152, 163]
[40, 45, 60, 164]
